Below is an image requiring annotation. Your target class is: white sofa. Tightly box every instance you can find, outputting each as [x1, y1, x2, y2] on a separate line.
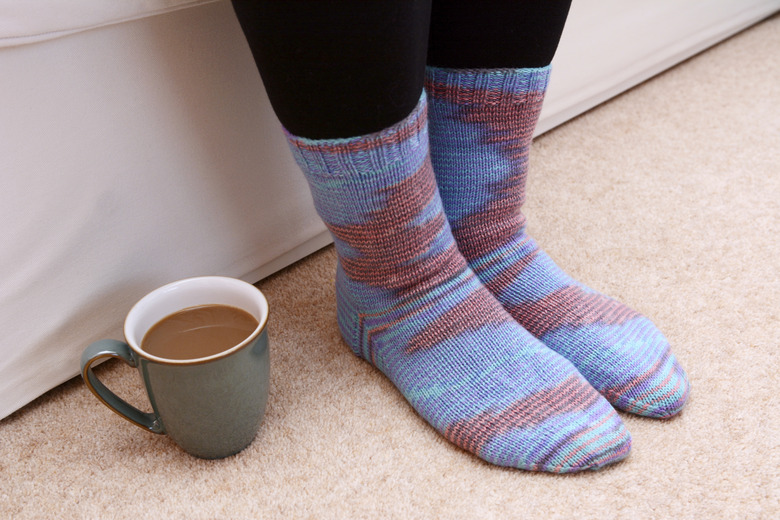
[2, 0, 777, 419]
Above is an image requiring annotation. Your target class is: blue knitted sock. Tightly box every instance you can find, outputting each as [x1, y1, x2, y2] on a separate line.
[426, 66, 690, 418]
[285, 93, 631, 471]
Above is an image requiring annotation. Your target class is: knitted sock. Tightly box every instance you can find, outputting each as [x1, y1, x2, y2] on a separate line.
[426, 66, 690, 418]
[285, 94, 630, 472]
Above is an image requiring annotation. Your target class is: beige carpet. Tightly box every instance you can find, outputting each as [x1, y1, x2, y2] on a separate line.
[2, 15, 778, 520]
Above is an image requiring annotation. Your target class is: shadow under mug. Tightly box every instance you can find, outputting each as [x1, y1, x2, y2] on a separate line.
[81, 276, 270, 459]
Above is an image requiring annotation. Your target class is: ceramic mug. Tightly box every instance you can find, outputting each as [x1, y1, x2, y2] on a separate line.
[81, 276, 270, 459]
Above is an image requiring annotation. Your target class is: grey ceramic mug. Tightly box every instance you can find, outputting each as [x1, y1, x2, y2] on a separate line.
[81, 276, 270, 459]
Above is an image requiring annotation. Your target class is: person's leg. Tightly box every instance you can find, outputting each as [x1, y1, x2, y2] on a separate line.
[232, 0, 630, 471]
[427, 0, 572, 68]
[425, 0, 690, 418]
[231, 0, 430, 139]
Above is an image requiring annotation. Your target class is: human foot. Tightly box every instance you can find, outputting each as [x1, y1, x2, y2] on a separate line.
[426, 66, 689, 418]
[285, 94, 631, 470]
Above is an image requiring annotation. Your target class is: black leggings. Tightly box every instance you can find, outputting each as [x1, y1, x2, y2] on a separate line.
[232, 0, 572, 139]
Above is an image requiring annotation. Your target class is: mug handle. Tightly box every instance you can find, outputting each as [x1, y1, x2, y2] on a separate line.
[81, 339, 165, 434]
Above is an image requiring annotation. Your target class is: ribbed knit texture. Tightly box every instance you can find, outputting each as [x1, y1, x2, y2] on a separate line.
[285, 94, 630, 472]
[426, 66, 690, 418]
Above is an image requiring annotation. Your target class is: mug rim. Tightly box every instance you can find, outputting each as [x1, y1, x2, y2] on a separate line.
[124, 276, 269, 366]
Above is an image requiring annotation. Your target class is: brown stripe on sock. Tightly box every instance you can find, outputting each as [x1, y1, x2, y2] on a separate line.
[405, 284, 513, 354]
[444, 375, 602, 455]
[328, 157, 465, 296]
[508, 286, 642, 338]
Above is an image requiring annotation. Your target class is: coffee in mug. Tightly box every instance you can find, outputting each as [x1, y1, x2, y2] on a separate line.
[141, 304, 259, 360]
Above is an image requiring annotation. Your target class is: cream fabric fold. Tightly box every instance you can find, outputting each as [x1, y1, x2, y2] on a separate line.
[0, 0, 217, 47]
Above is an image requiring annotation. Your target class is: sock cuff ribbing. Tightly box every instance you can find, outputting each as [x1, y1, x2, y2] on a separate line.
[425, 65, 550, 105]
[284, 91, 428, 179]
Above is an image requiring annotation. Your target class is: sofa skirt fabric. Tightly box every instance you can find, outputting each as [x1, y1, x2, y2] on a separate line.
[0, 1, 328, 418]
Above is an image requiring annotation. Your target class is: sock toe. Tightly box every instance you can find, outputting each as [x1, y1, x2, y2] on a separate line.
[541, 316, 691, 419]
[605, 349, 691, 418]
[439, 368, 632, 473]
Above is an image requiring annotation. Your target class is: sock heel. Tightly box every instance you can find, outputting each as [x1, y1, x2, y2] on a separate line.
[334, 262, 369, 361]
